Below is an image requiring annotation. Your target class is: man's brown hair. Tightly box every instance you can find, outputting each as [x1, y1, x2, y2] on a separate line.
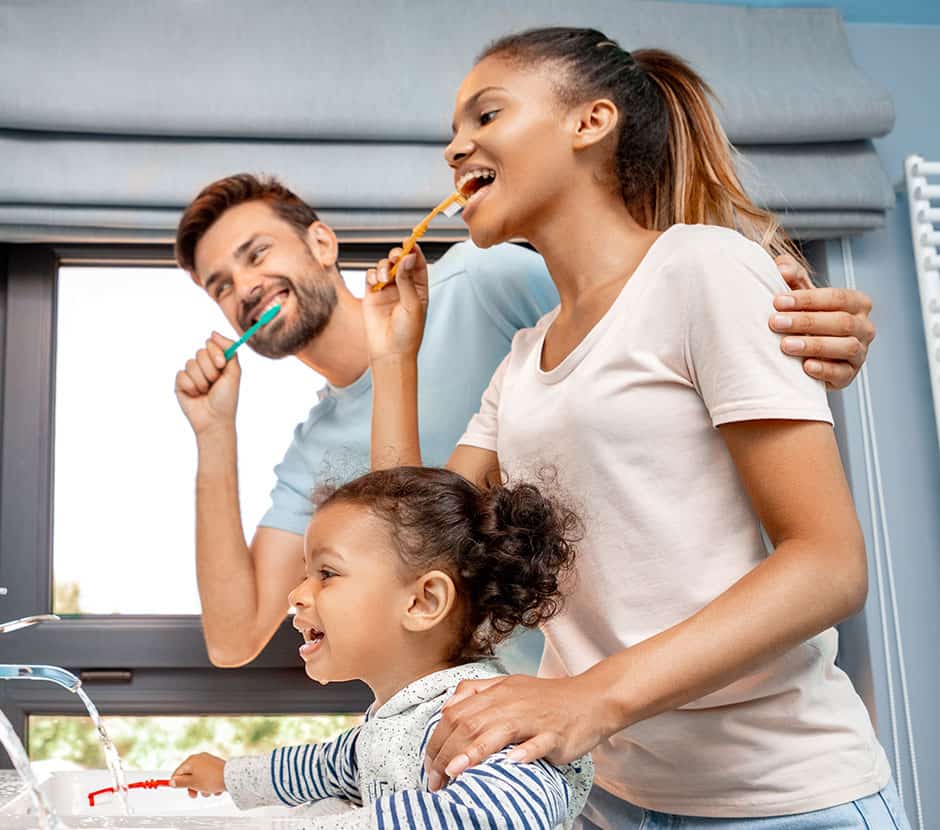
[175, 173, 320, 274]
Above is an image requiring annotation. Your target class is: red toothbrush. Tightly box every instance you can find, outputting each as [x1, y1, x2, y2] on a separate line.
[87, 778, 170, 807]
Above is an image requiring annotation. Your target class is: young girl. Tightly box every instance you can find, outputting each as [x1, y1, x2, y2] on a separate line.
[363, 27, 908, 830]
[170, 466, 593, 828]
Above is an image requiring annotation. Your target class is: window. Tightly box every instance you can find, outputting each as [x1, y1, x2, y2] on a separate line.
[0, 245, 381, 760]
[52, 265, 365, 615]
[29, 713, 361, 774]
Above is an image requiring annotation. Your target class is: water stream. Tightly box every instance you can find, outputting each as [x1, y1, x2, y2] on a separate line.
[0, 707, 64, 830]
[74, 687, 130, 816]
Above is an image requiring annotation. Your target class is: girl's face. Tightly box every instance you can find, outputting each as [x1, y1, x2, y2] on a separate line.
[288, 502, 415, 694]
[446, 55, 580, 248]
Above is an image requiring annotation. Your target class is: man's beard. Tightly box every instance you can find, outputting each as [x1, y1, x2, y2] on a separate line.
[243, 273, 339, 360]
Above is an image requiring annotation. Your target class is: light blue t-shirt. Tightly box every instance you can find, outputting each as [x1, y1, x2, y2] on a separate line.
[259, 240, 559, 536]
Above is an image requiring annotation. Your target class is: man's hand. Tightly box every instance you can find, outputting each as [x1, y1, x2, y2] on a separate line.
[170, 752, 226, 798]
[772, 254, 875, 390]
[174, 332, 241, 435]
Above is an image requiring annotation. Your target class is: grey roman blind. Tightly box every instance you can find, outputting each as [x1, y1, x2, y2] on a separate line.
[0, 0, 894, 243]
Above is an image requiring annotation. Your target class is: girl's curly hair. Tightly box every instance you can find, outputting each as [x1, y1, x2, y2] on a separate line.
[315, 467, 579, 663]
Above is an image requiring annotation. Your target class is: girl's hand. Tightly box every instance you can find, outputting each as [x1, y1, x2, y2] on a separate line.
[169, 752, 226, 798]
[771, 254, 875, 390]
[363, 245, 430, 363]
[424, 674, 608, 792]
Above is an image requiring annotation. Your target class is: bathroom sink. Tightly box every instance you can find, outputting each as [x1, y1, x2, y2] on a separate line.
[0, 769, 289, 818]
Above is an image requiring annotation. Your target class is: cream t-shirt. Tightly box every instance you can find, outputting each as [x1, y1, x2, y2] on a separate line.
[458, 224, 890, 818]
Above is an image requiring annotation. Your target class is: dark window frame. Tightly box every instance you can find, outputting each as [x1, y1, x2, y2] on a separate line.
[0, 241, 460, 757]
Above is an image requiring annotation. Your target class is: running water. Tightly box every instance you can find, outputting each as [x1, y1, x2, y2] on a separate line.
[74, 687, 130, 816]
[0, 708, 64, 830]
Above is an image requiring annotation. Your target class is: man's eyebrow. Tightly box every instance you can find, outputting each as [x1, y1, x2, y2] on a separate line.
[451, 86, 507, 134]
[204, 234, 260, 294]
[233, 234, 259, 262]
[203, 269, 227, 294]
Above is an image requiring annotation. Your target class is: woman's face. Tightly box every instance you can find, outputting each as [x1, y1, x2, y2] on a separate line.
[446, 55, 579, 248]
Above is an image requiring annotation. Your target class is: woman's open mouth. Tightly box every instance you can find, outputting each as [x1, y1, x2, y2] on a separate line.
[457, 167, 496, 218]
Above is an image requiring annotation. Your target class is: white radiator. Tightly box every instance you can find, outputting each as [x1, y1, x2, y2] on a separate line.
[904, 155, 940, 452]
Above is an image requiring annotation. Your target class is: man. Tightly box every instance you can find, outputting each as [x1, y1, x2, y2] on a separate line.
[174, 173, 875, 670]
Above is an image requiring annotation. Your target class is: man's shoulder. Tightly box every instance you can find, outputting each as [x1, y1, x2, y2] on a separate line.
[427, 241, 558, 335]
[293, 389, 340, 437]
[280, 385, 369, 455]
[429, 240, 547, 288]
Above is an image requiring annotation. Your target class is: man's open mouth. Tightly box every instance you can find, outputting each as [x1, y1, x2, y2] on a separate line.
[250, 289, 290, 326]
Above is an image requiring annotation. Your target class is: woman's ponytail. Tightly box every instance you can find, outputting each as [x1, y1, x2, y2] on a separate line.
[632, 49, 806, 267]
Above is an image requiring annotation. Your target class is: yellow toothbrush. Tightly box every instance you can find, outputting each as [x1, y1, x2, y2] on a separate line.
[372, 191, 467, 292]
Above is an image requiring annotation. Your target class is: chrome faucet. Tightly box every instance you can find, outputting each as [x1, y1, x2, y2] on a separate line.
[0, 664, 80, 692]
[0, 615, 80, 691]
[0, 614, 60, 635]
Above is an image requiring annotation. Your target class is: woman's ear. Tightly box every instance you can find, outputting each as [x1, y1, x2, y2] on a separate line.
[402, 570, 457, 633]
[305, 220, 340, 272]
[571, 98, 619, 151]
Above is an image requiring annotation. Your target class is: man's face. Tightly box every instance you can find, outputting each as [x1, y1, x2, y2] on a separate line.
[193, 200, 338, 359]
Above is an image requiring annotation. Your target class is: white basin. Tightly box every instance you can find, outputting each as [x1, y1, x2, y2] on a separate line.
[2, 769, 245, 816]
[0, 769, 292, 818]
[0, 769, 363, 829]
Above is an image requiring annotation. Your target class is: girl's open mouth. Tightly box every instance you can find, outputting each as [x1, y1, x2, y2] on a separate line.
[298, 627, 325, 659]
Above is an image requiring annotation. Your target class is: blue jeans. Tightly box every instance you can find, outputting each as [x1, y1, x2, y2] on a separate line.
[576, 779, 911, 829]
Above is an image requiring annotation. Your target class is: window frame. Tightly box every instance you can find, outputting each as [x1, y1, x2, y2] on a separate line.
[0, 241, 465, 754]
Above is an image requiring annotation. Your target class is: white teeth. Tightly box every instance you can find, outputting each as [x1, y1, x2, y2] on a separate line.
[456, 168, 496, 192]
[255, 292, 287, 322]
[264, 293, 286, 314]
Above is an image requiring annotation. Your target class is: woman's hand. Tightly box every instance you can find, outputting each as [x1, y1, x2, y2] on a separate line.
[169, 752, 226, 798]
[771, 254, 875, 390]
[363, 245, 430, 363]
[424, 674, 609, 792]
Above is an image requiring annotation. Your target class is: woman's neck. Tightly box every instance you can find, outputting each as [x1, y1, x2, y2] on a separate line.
[524, 180, 661, 310]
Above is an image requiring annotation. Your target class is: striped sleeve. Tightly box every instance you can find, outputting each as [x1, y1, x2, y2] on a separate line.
[225, 726, 362, 810]
[372, 751, 573, 830]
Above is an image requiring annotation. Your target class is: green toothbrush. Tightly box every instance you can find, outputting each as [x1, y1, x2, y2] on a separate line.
[224, 304, 282, 360]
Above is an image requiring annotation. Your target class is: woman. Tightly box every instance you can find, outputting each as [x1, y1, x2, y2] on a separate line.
[363, 27, 906, 830]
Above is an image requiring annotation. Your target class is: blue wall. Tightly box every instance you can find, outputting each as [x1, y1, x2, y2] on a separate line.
[824, 21, 940, 830]
[670, 9, 940, 825]
[677, 0, 940, 25]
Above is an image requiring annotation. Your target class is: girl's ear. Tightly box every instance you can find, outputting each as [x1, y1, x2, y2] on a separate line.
[571, 98, 619, 150]
[401, 570, 458, 633]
